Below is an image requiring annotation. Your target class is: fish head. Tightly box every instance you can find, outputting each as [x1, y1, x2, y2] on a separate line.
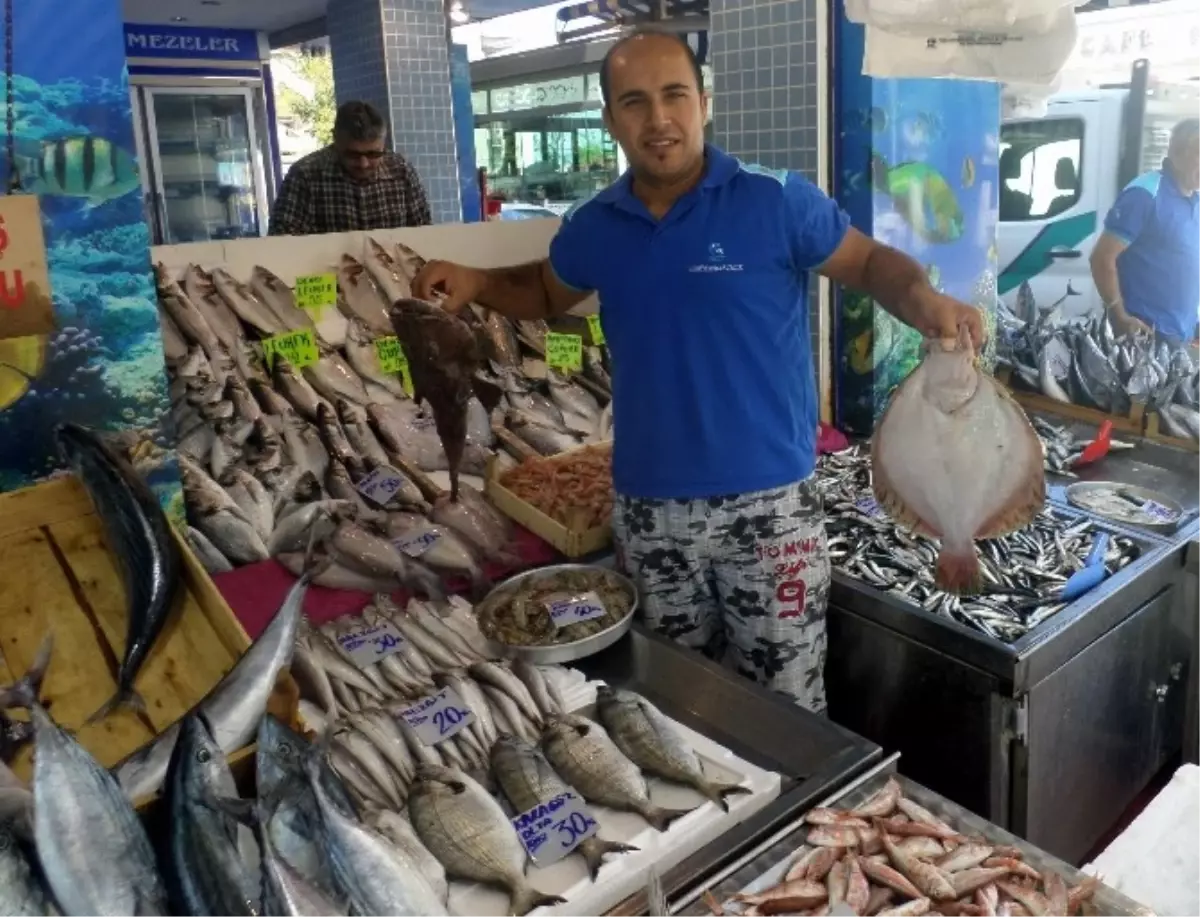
[920, 328, 979, 412]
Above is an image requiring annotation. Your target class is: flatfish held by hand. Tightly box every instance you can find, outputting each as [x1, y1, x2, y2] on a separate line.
[871, 325, 1044, 594]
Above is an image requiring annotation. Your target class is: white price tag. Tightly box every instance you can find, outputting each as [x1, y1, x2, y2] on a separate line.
[399, 686, 475, 745]
[413, 415, 436, 431]
[393, 529, 442, 558]
[545, 591, 608, 628]
[356, 465, 408, 506]
[855, 495, 885, 519]
[1142, 499, 1178, 522]
[336, 620, 407, 668]
[511, 791, 599, 865]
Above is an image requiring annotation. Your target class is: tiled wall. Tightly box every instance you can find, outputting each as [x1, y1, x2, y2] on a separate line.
[329, 0, 463, 223]
[710, 0, 824, 369]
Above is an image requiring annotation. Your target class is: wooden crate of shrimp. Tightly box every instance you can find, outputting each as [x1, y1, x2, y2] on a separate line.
[486, 442, 614, 558]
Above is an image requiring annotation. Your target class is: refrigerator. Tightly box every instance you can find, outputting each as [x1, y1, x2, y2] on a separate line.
[130, 79, 274, 245]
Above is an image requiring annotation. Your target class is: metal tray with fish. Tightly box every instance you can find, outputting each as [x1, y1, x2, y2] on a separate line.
[1065, 481, 1187, 533]
[476, 563, 638, 664]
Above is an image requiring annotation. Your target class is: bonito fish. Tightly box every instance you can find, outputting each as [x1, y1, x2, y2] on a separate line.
[871, 325, 1045, 593]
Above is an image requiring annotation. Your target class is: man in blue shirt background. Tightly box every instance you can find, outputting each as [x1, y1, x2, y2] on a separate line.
[1090, 118, 1199, 343]
[414, 30, 982, 713]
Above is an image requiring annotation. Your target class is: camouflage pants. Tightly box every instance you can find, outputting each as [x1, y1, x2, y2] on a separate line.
[612, 478, 830, 713]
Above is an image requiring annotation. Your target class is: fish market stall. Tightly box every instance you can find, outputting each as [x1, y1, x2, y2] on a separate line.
[819, 441, 1197, 864]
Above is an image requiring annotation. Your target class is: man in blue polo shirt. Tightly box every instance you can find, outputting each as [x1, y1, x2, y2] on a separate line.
[1090, 118, 1199, 343]
[414, 30, 982, 712]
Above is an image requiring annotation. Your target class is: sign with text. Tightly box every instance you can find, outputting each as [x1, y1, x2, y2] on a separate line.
[0, 194, 54, 340]
[356, 464, 410, 506]
[545, 591, 608, 628]
[261, 328, 318, 370]
[124, 23, 261, 61]
[399, 686, 476, 744]
[545, 332, 583, 372]
[393, 528, 442, 558]
[512, 791, 599, 865]
[586, 314, 605, 346]
[336, 620, 407, 668]
[854, 495, 885, 519]
[375, 335, 414, 396]
[1142, 499, 1178, 523]
[294, 273, 337, 313]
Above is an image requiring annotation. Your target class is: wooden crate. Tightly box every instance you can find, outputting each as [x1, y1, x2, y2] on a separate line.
[0, 475, 252, 780]
[996, 365, 1147, 434]
[1144, 411, 1200, 453]
[486, 444, 613, 558]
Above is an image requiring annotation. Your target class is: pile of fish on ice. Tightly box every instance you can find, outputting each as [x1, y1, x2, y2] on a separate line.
[158, 236, 615, 583]
[0, 580, 751, 916]
[996, 282, 1200, 441]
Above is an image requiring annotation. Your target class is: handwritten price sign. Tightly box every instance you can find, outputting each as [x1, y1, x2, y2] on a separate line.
[261, 328, 319, 370]
[400, 686, 476, 745]
[294, 273, 337, 314]
[356, 465, 409, 506]
[336, 620, 407, 668]
[545, 591, 608, 628]
[512, 791, 599, 865]
[375, 336, 414, 396]
[393, 529, 442, 558]
[586, 314, 605, 346]
[1142, 499, 1178, 523]
[545, 332, 583, 373]
[854, 495, 885, 519]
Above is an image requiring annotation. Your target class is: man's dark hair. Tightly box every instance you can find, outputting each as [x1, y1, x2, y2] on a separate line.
[333, 100, 387, 143]
[599, 29, 704, 109]
[1169, 117, 1199, 153]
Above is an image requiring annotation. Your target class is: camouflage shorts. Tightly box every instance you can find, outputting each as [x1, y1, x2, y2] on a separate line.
[612, 478, 830, 713]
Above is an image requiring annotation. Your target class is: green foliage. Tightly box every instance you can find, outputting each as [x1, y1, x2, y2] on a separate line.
[276, 50, 336, 145]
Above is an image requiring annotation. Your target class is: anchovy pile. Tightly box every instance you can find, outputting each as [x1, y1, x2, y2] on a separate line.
[817, 446, 1140, 642]
[157, 236, 613, 581]
[1029, 415, 1137, 478]
[997, 282, 1200, 441]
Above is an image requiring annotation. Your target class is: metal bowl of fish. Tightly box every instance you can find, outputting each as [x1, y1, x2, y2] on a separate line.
[1065, 481, 1185, 532]
[475, 563, 638, 664]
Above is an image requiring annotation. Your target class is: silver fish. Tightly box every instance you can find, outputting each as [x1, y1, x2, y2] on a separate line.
[328, 521, 445, 599]
[182, 264, 246, 353]
[337, 254, 393, 335]
[364, 237, 413, 303]
[385, 514, 483, 581]
[367, 808, 449, 906]
[336, 399, 392, 466]
[251, 265, 317, 334]
[343, 317, 408, 398]
[303, 352, 370, 407]
[187, 526, 233, 575]
[211, 266, 287, 336]
[0, 818, 50, 915]
[507, 408, 579, 455]
[274, 357, 333, 422]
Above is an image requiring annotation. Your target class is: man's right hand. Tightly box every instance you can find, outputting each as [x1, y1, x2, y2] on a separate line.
[1107, 301, 1151, 337]
[412, 260, 487, 314]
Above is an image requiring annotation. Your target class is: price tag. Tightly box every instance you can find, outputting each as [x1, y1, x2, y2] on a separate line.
[586, 314, 605, 346]
[294, 273, 337, 314]
[413, 414, 436, 432]
[545, 332, 583, 372]
[393, 528, 442, 558]
[512, 791, 599, 865]
[855, 495, 885, 519]
[400, 686, 476, 744]
[545, 591, 608, 628]
[261, 328, 319, 370]
[337, 620, 407, 668]
[375, 335, 414, 396]
[1142, 499, 1178, 522]
[356, 464, 409, 506]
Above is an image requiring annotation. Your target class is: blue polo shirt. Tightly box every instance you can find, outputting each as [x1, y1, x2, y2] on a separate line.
[1104, 164, 1200, 341]
[549, 145, 850, 500]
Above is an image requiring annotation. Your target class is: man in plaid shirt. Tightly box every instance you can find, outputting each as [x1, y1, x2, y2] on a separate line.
[269, 100, 432, 235]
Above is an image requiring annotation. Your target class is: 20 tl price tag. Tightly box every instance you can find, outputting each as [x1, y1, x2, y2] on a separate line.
[586, 314, 605, 346]
[512, 791, 599, 865]
[545, 591, 608, 628]
[375, 335, 414, 396]
[545, 332, 583, 372]
[356, 464, 410, 506]
[400, 686, 476, 745]
[261, 328, 319, 370]
[393, 529, 442, 558]
[294, 273, 337, 315]
[336, 620, 407, 668]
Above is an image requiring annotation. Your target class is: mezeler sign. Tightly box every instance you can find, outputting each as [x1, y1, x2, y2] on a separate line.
[123, 23, 261, 61]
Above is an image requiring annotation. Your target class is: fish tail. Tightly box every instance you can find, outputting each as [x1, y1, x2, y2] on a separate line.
[643, 803, 695, 832]
[699, 779, 754, 812]
[84, 685, 148, 724]
[0, 633, 53, 711]
[578, 836, 638, 880]
[509, 882, 566, 916]
[934, 545, 983, 595]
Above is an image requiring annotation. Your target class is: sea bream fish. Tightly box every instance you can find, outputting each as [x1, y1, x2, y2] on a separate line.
[57, 424, 183, 722]
[871, 325, 1045, 593]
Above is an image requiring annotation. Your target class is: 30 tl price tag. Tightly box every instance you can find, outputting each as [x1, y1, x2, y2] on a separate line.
[294, 273, 337, 315]
[512, 791, 599, 865]
[1142, 499, 1178, 522]
[586, 314, 605, 346]
[356, 464, 410, 506]
[545, 332, 583, 372]
[375, 335, 414, 396]
[400, 686, 476, 745]
[336, 620, 407, 668]
[545, 591, 608, 628]
[393, 529, 442, 558]
[261, 328, 319, 370]
[854, 495, 885, 519]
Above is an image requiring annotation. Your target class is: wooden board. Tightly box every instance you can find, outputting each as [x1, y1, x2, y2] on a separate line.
[996, 366, 1147, 434]
[0, 475, 251, 776]
[1145, 411, 1200, 453]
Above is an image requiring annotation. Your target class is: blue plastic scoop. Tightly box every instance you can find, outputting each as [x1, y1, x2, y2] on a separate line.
[1060, 533, 1111, 602]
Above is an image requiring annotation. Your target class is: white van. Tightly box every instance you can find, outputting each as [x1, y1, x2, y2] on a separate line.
[996, 61, 1198, 320]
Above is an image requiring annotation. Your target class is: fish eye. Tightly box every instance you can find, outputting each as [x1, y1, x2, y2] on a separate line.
[197, 748, 211, 763]
[278, 742, 295, 758]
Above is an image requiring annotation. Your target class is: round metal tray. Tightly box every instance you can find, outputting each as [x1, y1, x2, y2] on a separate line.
[476, 563, 638, 665]
[1065, 480, 1183, 532]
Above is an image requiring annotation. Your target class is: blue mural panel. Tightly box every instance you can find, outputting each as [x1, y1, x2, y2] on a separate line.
[0, 0, 177, 511]
[450, 43, 481, 223]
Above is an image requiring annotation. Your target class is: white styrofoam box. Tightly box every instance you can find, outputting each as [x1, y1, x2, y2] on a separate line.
[1085, 763, 1199, 917]
[844, 0, 1078, 35]
[444, 673, 782, 917]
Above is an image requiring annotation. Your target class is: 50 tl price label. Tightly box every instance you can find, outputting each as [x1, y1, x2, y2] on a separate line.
[261, 328, 319, 369]
[375, 335, 414, 396]
[545, 331, 582, 372]
[294, 273, 337, 314]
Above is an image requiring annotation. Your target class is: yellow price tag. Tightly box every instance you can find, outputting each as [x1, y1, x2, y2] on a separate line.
[544, 332, 583, 373]
[294, 273, 337, 314]
[262, 328, 319, 370]
[375, 335, 414, 396]
[586, 314, 605, 346]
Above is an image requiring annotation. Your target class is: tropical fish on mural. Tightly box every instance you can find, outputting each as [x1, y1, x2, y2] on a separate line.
[871, 155, 964, 245]
[16, 135, 141, 206]
[0, 336, 45, 412]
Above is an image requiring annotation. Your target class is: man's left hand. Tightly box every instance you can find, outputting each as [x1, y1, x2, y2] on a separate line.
[917, 292, 986, 353]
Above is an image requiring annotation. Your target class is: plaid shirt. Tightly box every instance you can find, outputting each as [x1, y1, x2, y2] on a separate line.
[268, 146, 432, 236]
